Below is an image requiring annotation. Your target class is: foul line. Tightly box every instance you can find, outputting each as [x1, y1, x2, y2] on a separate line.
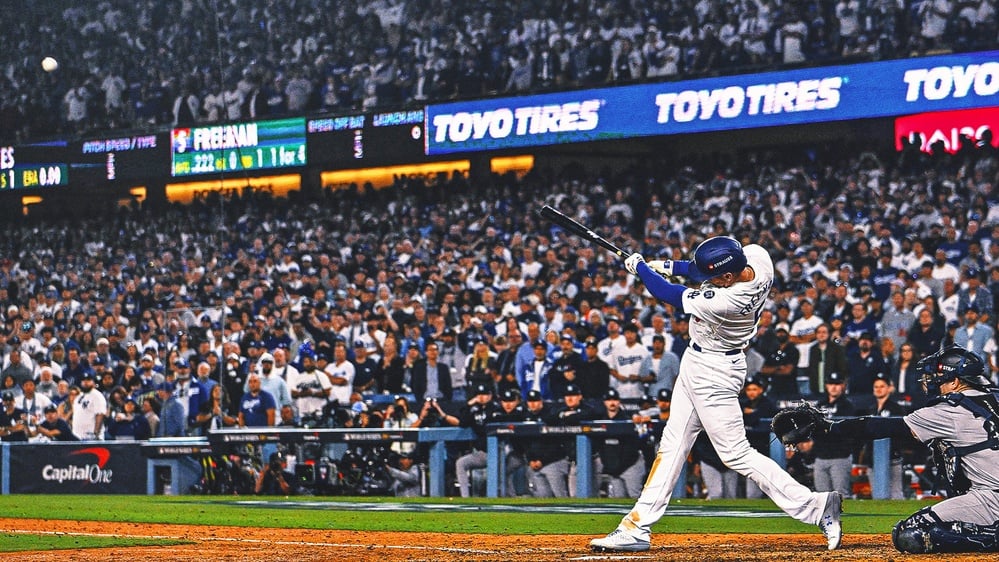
[5, 529, 501, 555]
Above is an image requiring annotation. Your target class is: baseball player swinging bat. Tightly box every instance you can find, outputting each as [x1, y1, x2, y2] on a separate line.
[538, 205, 628, 259]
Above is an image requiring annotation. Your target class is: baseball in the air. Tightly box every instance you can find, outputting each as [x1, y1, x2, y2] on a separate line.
[41, 57, 58, 72]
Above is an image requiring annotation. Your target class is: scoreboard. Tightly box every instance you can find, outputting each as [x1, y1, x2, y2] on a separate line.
[307, 109, 425, 167]
[0, 110, 432, 193]
[0, 143, 69, 190]
[72, 132, 168, 183]
[171, 117, 307, 177]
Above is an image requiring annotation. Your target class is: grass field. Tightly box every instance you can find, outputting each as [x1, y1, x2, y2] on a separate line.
[0, 496, 957, 561]
[0, 495, 923, 536]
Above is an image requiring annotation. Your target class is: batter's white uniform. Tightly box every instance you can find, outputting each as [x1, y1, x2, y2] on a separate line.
[618, 244, 830, 540]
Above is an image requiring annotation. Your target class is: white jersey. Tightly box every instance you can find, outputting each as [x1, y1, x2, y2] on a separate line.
[683, 244, 774, 351]
[598, 334, 628, 366]
[325, 360, 355, 405]
[72, 389, 107, 440]
[611, 342, 650, 399]
[790, 314, 824, 368]
[289, 368, 333, 416]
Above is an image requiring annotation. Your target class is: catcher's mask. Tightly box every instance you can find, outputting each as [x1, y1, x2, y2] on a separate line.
[917, 345, 990, 398]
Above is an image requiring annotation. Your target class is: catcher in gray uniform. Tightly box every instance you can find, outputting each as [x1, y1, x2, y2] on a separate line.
[773, 344, 999, 553]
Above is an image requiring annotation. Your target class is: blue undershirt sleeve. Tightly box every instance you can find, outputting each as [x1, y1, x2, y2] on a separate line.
[636, 262, 687, 311]
[670, 260, 693, 276]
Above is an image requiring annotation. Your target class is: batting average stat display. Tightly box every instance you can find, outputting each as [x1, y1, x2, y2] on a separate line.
[170, 117, 306, 176]
[0, 143, 69, 190]
[306, 109, 425, 167]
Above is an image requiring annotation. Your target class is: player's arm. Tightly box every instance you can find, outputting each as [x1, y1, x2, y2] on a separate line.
[826, 417, 915, 441]
[634, 261, 687, 310]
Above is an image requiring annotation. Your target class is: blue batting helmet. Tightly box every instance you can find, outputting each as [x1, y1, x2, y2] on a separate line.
[917, 345, 991, 397]
[690, 236, 747, 281]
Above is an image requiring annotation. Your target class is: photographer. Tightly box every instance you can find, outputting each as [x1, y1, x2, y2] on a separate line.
[411, 397, 459, 428]
[385, 451, 422, 497]
[383, 395, 419, 456]
[255, 452, 297, 495]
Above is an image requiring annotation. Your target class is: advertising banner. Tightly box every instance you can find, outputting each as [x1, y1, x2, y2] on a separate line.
[426, 50, 999, 154]
[895, 107, 999, 154]
[8, 443, 147, 494]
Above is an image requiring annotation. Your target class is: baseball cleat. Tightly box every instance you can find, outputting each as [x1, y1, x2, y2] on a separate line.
[819, 491, 843, 550]
[589, 529, 650, 552]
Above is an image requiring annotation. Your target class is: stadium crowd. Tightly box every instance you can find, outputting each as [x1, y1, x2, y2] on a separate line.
[1, 0, 997, 142]
[0, 125, 997, 496]
[1, 0, 999, 497]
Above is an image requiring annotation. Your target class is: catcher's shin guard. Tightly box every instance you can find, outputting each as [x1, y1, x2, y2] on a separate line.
[892, 507, 999, 553]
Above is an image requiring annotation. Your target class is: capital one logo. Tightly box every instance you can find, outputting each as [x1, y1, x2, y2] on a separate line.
[42, 447, 114, 484]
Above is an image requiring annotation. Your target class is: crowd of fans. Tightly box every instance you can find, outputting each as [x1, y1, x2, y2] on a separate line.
[0, 124, 997, 496]
[0, 0, 997, 499]
[1, 0, 997, 142]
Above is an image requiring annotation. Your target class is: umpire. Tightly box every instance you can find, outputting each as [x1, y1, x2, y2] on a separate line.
[774, 345, 999, 553]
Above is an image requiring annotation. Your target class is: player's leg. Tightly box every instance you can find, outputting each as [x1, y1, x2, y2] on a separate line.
[620, 452, 646, 498]
[830, 457, 852, 498]
[693, 371, 832, 526]
[591, 373, 702, 550]
[745, 475, 764, 499]
[528, 465, 553, 497]
[605, 475, 627, 498]
[893, 494, 999, 553]
[700, 462, 723, 499]
[542, 458, 570, 497]
[504, 452, 525, 497]
[722, 468, 739, 498]
[455, 450, 486, 497]
[812, 458, 832, 492]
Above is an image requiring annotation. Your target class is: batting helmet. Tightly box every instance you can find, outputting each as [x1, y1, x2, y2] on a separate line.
[916, 345, 991, 397]
[689, 236, 747, 281]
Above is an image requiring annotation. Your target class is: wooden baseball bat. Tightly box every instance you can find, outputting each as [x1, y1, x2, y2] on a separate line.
[538, 205, 628, 260]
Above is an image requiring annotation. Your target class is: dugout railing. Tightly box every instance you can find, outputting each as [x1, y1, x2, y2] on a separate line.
[0, 424, 892, 497]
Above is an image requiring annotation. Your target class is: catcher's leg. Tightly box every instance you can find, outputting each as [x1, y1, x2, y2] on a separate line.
[893, 506, 999, 553]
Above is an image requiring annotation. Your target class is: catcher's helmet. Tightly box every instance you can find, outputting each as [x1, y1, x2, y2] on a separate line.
[690, 236, 747, 281]
[916, 345, 991, 397]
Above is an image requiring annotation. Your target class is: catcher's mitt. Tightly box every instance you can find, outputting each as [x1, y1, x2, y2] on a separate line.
[771, 404, 830, 445]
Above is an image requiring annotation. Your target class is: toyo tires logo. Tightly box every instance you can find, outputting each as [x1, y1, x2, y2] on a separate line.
[42, 447, 113, 484]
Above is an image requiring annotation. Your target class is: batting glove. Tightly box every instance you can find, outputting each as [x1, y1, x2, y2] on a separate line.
[647, 259, 674, 276]
[624, 253, 645, 275]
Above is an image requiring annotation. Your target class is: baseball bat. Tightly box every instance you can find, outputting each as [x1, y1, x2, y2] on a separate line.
[538, 205, 629, 260]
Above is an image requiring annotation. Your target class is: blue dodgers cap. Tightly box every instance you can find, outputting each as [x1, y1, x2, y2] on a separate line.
[156, 381, 175, 392]
[689, 236, 747, 282]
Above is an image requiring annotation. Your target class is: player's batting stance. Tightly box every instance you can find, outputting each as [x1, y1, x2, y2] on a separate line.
[773, 345, 999, 554]
[590, 236, 842, 552]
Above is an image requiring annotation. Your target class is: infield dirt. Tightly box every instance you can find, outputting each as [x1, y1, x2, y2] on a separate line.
[2, 518, 985, 561]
